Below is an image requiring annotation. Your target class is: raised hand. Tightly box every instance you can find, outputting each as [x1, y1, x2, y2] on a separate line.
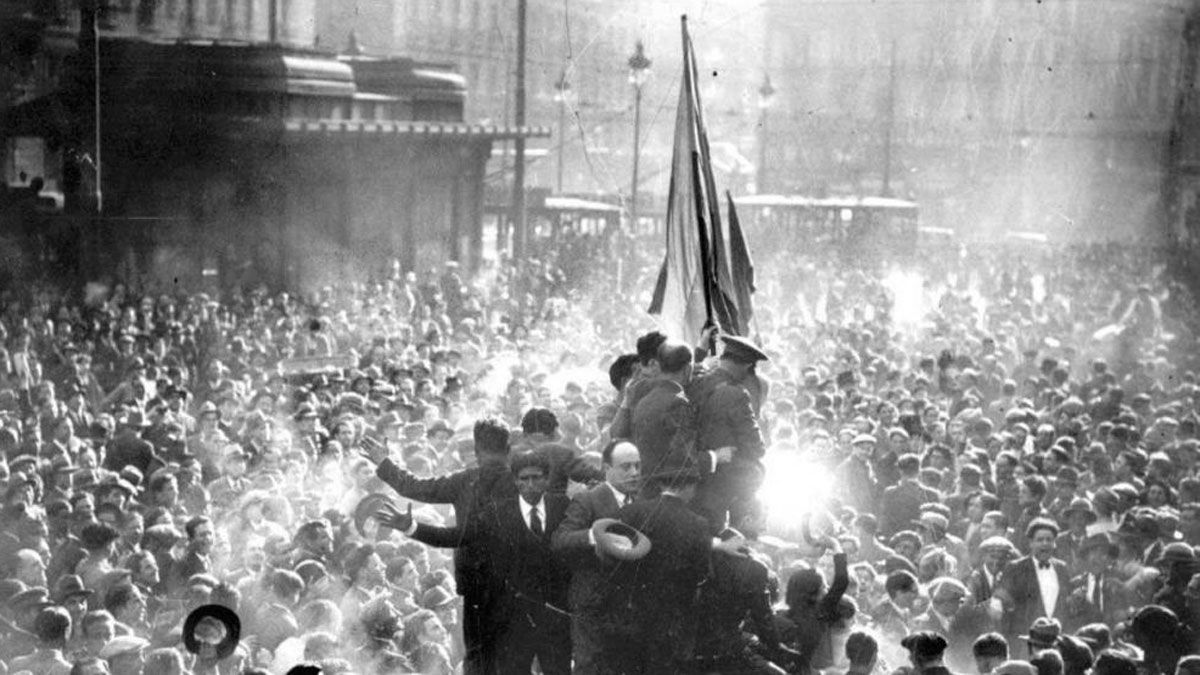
[375, 502, 414, 532]
[360, 434, 388, 465]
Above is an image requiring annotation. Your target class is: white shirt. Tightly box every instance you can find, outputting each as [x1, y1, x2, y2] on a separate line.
[1034, 559, 1060, 617]
[521, 496, 546, 533]
[1086, 573, 1102, 609]
[608, 482, 634, 507]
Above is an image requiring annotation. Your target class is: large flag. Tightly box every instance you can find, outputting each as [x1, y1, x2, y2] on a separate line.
[726, 190, 756, 334]
[647, 16, 741, 345]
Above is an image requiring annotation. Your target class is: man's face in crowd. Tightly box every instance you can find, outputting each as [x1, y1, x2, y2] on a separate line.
[360, 553, 386, 587]
[225, 456, 247, 479]
[605, 443, 641, 495]
[895, 539, 918, 561]
[192, 522, 215, 555]
[966, 496, 984, 523]
[979, 515, 1003, 540]
[894, 586, 918, 609]
[309, 526, 334, 555]
[1029, 527, 1056, 562]
[137, 556, 160, 587]
[336, 424, 355, 448]
[1018, 483, 1037, 508]
[84, 619, 115, 656]
[1084, 548, 1111, 576]
[516, 466, 549, 505]
[17, 553, 45, 587]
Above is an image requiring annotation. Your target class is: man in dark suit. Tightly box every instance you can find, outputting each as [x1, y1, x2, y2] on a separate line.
[632, 341, 711, 484]
[994, 517, 1071, 647]
[366, 417, 515, 675]
[1062, 533, 1132, 631]
[550, 439, 642, 675]
[879, 454, 940, 537]
[603, 464, 713, 674]
[379, 449, 572, 675]
[1055, 497, 1097, 575]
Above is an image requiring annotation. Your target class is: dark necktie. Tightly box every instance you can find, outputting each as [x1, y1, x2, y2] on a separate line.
[1091, 574, 1104, 612]
[1038, 561, 1052, 570]
[530, 507, 543, 537]
[623, 492, 633, 507]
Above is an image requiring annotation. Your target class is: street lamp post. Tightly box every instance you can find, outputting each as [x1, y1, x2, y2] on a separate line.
[553, 71, 571, 194]
[757, 72, 777, 194]
[628, 41, 651, 234]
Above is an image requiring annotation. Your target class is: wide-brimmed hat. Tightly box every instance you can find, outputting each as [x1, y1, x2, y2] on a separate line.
[183, 604, 241, 661]
[591, 518, 652, 561]
[53, 575, 93, 603]
[353, 493, 397, 537]
[1020, 617, 1062, 647]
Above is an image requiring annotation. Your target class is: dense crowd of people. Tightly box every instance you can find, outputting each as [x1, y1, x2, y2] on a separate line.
[0, 233, 1196, 675]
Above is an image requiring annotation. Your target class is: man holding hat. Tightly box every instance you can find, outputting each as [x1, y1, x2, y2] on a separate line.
[687, 334, 769, 533]
[550, 440, 643, 675]
[602, 463, 713, 674]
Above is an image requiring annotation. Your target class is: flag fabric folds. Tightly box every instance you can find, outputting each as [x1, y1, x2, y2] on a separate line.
[647, 16, 755, 344]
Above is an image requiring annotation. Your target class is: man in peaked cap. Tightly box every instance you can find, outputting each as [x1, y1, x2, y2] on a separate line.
[685, 333, 771, 533]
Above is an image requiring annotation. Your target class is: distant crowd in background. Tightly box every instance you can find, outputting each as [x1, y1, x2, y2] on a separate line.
[0, 236, 1195, 675]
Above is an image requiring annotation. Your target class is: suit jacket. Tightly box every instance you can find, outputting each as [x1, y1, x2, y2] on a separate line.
[632, 379, 699, 477]
[1055, 531, 1089, 574]
[879, 480, 940, 536]
[995, 556, 1071, 642]
[1062, 571, 1132, 631]
[610, 494, 712, 620]
[550, 482, 624, 612]
[376, 458, 515, 598]
[412, 492, 572, 622]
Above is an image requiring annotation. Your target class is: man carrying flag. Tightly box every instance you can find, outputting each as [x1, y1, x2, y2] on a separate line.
[645, 15, 766, 534]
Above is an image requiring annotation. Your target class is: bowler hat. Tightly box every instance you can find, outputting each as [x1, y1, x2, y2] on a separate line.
[591, 518, 652, 561]
[720, 335, 769, 364]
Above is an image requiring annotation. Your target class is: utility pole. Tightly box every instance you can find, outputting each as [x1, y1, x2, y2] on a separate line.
[882, 38, 897, 197]
[510, 0, 528, 259]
